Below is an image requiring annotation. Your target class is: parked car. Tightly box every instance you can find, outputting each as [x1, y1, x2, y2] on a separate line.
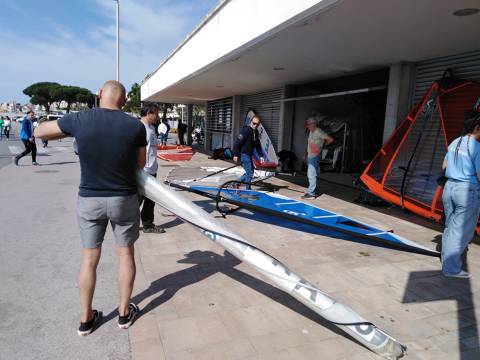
[47, 114, 63, 121]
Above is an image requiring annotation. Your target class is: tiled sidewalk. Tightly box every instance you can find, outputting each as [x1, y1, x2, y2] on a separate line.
[130, 153, 480, 360]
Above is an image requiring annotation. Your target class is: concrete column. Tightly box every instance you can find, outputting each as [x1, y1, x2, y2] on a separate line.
[383, 62, 415, 144]
[187, 104, 193, 146]
[204, 101, 209, 152]
[279, 85, 296, 151]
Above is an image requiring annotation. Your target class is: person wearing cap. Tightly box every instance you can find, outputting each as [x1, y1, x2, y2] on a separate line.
[233, 115, 264, 189]
[302, 116, 334, 199]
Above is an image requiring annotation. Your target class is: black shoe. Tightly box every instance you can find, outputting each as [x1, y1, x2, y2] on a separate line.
[301, 193, 316, 200]
[118, 303, 139, 329]
[143, 225, 166, 234]
[78, 310, 102, 336]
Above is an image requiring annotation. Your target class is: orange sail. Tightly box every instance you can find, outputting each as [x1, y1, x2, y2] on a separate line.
[360, 75, 480, 230]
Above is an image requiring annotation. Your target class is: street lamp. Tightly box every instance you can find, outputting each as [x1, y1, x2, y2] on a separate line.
[114, 0, 120, 81]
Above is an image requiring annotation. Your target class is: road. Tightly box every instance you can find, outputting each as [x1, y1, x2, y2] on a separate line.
[0, 139, 131, 360]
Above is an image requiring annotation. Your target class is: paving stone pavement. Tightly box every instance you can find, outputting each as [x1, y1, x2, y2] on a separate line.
[2, 141, 479, 360]
[129, 151, 480, 360]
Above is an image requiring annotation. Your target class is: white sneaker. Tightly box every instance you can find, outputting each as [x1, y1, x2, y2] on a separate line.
[444, 271, 471, 279]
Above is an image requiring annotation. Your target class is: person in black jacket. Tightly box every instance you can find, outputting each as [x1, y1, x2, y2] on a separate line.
[233, 115, 264, 188]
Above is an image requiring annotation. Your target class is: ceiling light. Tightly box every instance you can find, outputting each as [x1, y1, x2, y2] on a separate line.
[273, 67, 285, 71]
[453, 8, 480, 16]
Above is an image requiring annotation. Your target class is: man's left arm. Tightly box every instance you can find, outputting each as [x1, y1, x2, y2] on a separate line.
[137, 147, 146, 169]
[136, 124, 148, 169]
[254, 130, 264, 162]
[34, 120, 67, 140]
[325, 135, 334, 145]
[318, 128, 334, 146]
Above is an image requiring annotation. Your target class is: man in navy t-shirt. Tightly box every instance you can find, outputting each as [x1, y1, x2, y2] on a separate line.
[35, 80, 147, 336]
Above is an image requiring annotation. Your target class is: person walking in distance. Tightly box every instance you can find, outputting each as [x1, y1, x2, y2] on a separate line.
[140, 104, 165, 233]
[302, 116, 334, 199]
[38, 117, 49, 147]
[14, 110, 39, 166]
[158, 119, 168, 146]
[177, 119, 187, 145]
[0, 116, 4, 140]
[3, 116, 11, 140]
[233, 115, 264, 189]
[34, 80, 147, 336]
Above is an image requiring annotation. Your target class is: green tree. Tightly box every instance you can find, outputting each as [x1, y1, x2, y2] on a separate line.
[159, 103, 174, 122]
[23, 82, 61, 113]
[124, 83, 140, 114]
[51, 86, 95, 112]
[52, 86, 82, 113]
[76, 88, 95, 109]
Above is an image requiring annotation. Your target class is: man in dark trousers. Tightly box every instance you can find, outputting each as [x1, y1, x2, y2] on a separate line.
[35, 80, 147, 336]
[139, 104, 165, 233]
[14, 110, 38, 166]
[233, 115, 264, 189]
[177, 119, 187, 145]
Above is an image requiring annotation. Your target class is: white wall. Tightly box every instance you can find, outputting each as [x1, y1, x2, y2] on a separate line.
[141, 0, 334, 101]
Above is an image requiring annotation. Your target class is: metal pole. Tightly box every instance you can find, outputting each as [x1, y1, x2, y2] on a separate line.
[341, 122, 347, 174]
[115, 0, 120, 81]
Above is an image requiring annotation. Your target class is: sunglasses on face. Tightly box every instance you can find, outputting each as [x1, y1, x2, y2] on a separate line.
[252, 122, 260, 126]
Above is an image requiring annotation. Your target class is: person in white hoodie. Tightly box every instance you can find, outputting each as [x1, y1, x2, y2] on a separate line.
[158, 119, 168, 146]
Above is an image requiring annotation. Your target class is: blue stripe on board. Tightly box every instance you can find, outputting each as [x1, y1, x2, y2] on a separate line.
[191, 185, 438, 256]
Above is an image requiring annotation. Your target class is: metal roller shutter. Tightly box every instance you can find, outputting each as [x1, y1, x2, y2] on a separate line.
[239, 88, 282, 149]
[206, 97, 233, 150]
[413, 50, 480, 105]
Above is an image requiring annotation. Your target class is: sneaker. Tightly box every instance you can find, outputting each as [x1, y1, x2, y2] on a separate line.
[77, 310, 102, 336]
[143, 225, 166, 234]
[301, 193, 316, 200]
[32, 162, 40, 166]
[118, 303, 139, 329]
[443, 271, 471, 279]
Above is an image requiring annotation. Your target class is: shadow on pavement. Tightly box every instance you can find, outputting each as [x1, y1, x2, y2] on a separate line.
[403, 268, 479, 359]
[39, 161, 78, 166]
[102, 250, 354, 342]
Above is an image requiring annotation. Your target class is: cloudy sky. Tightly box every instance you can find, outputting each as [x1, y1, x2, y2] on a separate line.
[0, 0, 218, 104]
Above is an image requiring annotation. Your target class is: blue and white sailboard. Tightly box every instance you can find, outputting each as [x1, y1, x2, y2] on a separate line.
[169, 181, 440, 258]
[244, 109, 278, 168]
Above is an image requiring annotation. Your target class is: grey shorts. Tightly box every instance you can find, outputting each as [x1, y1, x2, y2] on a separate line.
[77, 194, 140, 248]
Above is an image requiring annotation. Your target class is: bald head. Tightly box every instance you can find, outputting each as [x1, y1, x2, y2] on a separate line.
[99, 80, 126, 109]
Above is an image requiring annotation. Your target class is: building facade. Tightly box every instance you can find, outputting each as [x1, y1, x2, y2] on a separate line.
[141, 0, 480, 171]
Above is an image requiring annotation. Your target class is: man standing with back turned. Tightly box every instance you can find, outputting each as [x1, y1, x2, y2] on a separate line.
[35, 80, 147, 336]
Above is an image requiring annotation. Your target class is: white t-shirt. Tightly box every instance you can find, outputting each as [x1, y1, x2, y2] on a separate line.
[158, 122, 168, 135]
[143, 122, 158, 175]
[307, 128, 328, 158]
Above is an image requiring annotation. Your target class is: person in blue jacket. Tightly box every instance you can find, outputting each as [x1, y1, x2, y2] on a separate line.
[233, 115, 264, 189]
[441, 110, 480, 278]
[14, 110, 38, 166]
